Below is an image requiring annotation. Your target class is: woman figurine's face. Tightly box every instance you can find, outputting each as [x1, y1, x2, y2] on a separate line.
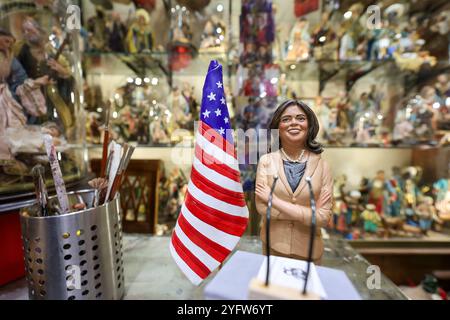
[279, 105, 308, 146]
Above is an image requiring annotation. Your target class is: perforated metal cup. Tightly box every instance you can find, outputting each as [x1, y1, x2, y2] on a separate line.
[20, 189, 125, 300]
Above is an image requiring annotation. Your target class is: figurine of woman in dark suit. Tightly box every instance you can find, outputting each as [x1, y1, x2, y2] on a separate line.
[255, 99, 334, 264]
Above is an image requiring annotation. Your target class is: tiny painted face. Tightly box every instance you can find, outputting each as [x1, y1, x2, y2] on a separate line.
[278, 105, 308, 147]
[376, 171, 385, 180]
[0, 35, 14, 53]
[138, 16, 146, 25]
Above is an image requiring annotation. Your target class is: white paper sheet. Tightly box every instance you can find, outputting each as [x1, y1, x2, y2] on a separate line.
[256, 255, 327, 299]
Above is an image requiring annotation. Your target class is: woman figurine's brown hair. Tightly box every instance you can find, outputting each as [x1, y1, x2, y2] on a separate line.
[269, 99, 323, 154]
[255, 99, 333, 264]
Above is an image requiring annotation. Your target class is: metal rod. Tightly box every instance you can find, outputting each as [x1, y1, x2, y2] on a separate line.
[265, 175, 278, 286]
[31, 164, 48, 217]
[105, 144, 115, 180]
[304, 177, 317, 295]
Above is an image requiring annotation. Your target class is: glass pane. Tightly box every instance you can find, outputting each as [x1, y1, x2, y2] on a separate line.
[0, 0, 86, 197]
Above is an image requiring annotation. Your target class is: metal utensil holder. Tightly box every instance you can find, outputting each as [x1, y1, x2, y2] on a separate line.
[20, 189, 125, 300]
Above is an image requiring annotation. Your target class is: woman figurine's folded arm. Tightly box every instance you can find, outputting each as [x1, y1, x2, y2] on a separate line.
[255, 155, 284, 219]
[256, 160, 333, 227]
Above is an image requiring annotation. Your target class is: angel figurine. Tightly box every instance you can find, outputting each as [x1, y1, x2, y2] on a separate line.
[286, 17, 311, 61]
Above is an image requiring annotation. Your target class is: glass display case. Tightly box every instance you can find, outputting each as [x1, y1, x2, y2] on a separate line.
[78, 0, 449, 239]
[80, 0, 230, 147]
[79, 0, 449, 148]
[0, 0, 87, 203]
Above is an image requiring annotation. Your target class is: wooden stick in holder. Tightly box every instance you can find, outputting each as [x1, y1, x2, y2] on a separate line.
[108, 143, 129, 201]
[109, 144, 135, 201]
[100, 102, 111, 178]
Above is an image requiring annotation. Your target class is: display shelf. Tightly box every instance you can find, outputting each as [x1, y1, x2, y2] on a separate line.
[83, 51, 228, 59]
[83, 53, 168, 77]
[83, 53, 450, 78]
[86, 143, 193, 149]
[83, 51, 228, 77]
[279, 59, 450, 86]
[85, 141, 444, 150]
[277, 59, 450, 65]
[349, 237, 450, 285]
[0, 174, 93, 214]
[0, 173, 82, 196]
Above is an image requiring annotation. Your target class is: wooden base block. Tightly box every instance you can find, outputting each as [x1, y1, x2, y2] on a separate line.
[248, 278, 321, 300]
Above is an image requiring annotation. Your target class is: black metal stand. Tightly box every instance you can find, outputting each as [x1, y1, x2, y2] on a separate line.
[265, 176, 278, 286]
[303, 177, 317, 294]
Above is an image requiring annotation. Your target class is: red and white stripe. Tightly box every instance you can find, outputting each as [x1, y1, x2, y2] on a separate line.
[170, 121, 249, 285]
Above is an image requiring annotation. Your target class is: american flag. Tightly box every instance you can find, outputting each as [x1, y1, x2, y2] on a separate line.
[170, 60, 249, 285]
